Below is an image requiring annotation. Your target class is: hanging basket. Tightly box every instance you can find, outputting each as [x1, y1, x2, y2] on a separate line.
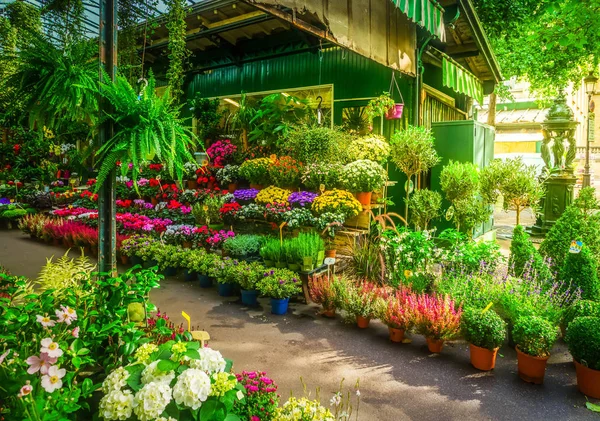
[385, 104, 404, 120]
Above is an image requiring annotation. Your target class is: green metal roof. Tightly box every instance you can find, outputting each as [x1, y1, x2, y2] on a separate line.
[391, 0, 445, 41]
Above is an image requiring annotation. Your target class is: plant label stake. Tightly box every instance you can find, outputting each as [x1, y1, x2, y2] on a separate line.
[181, 311, 210, 347]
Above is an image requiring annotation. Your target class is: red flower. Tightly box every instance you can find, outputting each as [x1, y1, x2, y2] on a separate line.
[13, 144, 21, 154]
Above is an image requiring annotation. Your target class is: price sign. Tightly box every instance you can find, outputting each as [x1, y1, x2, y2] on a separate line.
[324, 257, 336, 266]
[569, 240, 583, 254]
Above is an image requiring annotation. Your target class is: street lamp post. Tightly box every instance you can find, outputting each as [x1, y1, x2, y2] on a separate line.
[583, 72, 598, 188]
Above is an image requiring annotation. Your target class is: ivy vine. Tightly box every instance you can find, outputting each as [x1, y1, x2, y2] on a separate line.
[165, 0, 189, 101]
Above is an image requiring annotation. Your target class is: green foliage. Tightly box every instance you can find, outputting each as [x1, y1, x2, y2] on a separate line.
[37, 251, 96, 298]
[260, 238, 284, 263]
[190, 94, 222, 141]
[165, 0, 189, 100]
[344, 236, 385, 284]
[222, 234, 263, 258]
[539, 187, 600, 271]
[566, 316, 600, 370]
[1, 36, 98, 130]
[365, 92, 395, 125]
[461, 307, 506, 350]
[562, 300, 600, 330]
[438, 229, 503, 275]
[249, 93, 308, 149]
[382, 227, 434, 286]
[256, 268, 302, 299]
[285, 124, 350, 164]
[95, 74, 196, 189]
[512, 316, 558, 357]
[560, 246, 600, 300]
[408, 189, 442, 230]
[390, 126, 440, 180]
[508, 225, 552, 280]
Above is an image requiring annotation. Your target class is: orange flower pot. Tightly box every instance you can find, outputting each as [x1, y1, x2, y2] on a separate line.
[321, 308, 336, 318]
[120, 255, 129, 265]
[325, 249, 337, 258]
[516, 346, 549, 384]
[183, 241, 192, 249]
[469, 344, 499, 371]
[426, 337, 444, 353]
[355, 192, 372, 208]
[187, 180, 198, 189]
[151, 197, 159, 206]
[228, 183, 238, 193]
[357, 316, 370, 329]
[388, 327, 405, 343]
[574, 360, 600, 399]
[249, 183, 263, 190]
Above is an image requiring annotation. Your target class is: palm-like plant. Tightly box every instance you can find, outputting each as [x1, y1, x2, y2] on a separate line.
[95, 75, 197, 189]
[1, 35, 98, 129]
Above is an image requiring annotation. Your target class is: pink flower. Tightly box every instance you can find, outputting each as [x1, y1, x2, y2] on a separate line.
[71, 327, 80, 338]
[25, 353, 57, 375]
[0, 349, 10, 364]
[36, 315, 55, 328]
[41, 365, 66, 393]
[251, 417, 260, 421]
[55, 306, 77, 325]
[40, 338, 63, 359]
[18, 382, 33, 397]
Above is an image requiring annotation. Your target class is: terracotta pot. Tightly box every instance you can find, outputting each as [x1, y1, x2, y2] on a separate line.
[321, 308, 336, 318]
[182, 241, 192, 249]
[228, 183, 238, 193]
[469, 344, 499, 371]
[355, 192, 372, 208]
[356, 316, 370, 329]
[249, 183, 263, 190]
[388, 327, 405, 343]
[325, 249, 337, 259]
[516, 346, 549, 384]
[120, 255, 129, 265]
[187, 180, 198, 190]
[83, 246, 91, 255]
[151, 197, 159, 206]
[426, 337, 444, 353]
[574, 360, 600, 399]
[52, 238, 60, 247]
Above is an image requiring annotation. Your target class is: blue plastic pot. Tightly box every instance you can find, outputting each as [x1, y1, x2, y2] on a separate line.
[162, 267, 177, 277]
[241, 289, 259, 306]
[198, 274, 212, 288]
[131, 256, 143, 266]
[144, 259, 158, 269]
[218, 282, 235, 297]
[270, 297, 290, 315]
[183, 270, 198, 282]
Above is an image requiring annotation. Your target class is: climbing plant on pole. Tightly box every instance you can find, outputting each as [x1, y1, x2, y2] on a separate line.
[165, 0, 189, 101]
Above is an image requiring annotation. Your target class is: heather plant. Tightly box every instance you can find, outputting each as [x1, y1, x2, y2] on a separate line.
[560, 245, 600, 300]
[309, 275, 338, 311]
[512, 316, 558, 357]
[379, 288, 415, 331]
[339, 280, 379, 321]
[413, 294, 462, 340]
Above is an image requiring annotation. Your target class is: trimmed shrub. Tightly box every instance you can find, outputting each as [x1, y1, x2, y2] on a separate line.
[566, 316, 600, 370]
[512, 316, 558, 357]
[560, 246, 600, 301]
[562, 300, 600, 330]
[461, 307, 506, 350]
[508, 225, 553, 280]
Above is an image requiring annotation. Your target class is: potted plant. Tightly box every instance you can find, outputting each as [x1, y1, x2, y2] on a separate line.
[316, 212, 345, 258]
[216, 164, 240, 193]
[512, 316, 558, 384]
[222, 234, 263, 260]
[207, 139, 237, 167]
[283, 237, 301, 271]
[365, 92, 396, 129]
[238, 157, 271, 189]
[184, 161, 200, 189]
[268, 156, 303, 189]
[255, 186, 290, 206]
[340, 279, 378, 328]
[237, 262, 264, 307]
[301, 162, 343, 192]
[213, 257, 238, 297]
[260, 238, 283, 268]
[195, 253, 220, 288]
[566, 316, 600, 398]
[346, 135, 391, 165]
[379, 289, 414, 343]
[461, 307, 506, 371]
[311, 189, 362, 220]
[414, 294, 462, 353]
[256, 268, 302, 315]
[339, 160, 387, 208]
[308, 275, 338, 317]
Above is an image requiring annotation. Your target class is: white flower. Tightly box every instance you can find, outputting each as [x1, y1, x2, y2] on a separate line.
[133, 382, 172, 421]
[356, 389, 361, 397]
[156, 418, 177, 421]
[102, 367, 130, 393]
[172, 368, 211, 410]
[55, 306, 77, 325]
[36, 315, 56, 328]
[188, 348, 226, 374]
[18, 381, 33, 398]
[141, 360, 175, 386]
[330, 392, 341, 407]
[40, 338, 63, 358]
[99, 389, 134, 420]
[41, 365, 66, 393]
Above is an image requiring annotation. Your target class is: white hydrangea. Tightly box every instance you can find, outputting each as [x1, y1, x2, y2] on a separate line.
[188, 348, 226, 374]
[99, 389, 134, 420]
[172, 368, 211, 410]
[141, 360, 176, 386]
[133, 382, 172, 421]
[156, 418, 177, 421]
[102, 367, 130, 394]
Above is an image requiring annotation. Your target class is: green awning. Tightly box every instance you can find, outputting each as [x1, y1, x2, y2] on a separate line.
[442, 57, 484, 104]
[391, 0, 446, 41]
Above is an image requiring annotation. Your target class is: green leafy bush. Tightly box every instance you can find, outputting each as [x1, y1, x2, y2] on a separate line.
[562, 300, 600, 330]
[407, 188, 442, 230]
[260, 238, 283, 264]
[256, 268, 302, 299]
[461, 307, 506, 350]
[286, 124, 350, 163]
[539, 187, 600, 270]
[339, 159, 387, 192]
[512, 316, 558, 357]
[223, 234, 263, 258]
[508, 225, 552, 280]
[438, 229, 504, 275]
[560, 246, 599, 300]
[565, 316, 600, 370]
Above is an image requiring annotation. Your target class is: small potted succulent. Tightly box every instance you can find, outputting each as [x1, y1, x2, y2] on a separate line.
[512, 316, 558, 384]
[256, 268, 302, 315]
[461, 307, 506, 371]
[566, 316, 600, 398]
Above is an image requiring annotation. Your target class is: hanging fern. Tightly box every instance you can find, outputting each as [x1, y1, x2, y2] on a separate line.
[1, 35, 98, 129]
[95, 74, 197, 189]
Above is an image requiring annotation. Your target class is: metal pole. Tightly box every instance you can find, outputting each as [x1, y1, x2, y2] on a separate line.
[98, 0, 117, 274]
[583, 93, 592, 188]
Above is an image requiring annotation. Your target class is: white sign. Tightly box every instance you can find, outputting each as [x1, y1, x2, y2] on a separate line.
[324, 257, 336, 266]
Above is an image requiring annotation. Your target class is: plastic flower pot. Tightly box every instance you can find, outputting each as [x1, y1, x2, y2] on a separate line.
[516, 346, 549, 384]
[469, 344, 499, 371]
[385, 103, 404, 120]
[183, 270, 198, 282]
[325, 249, 337, 258]
[228, 183, 238, 193]
[162, 267, 177, 277]
[287, 263, 300, 271]
[426, 337, 444, 353]
[270, 297, 290, 315]
[355, 192, 372, 207]
[316, 251, 325, 267]
[143, 259, 158, 269]
[321, 307, 336, 318]
[356, 316, 370, 329]
[388, 327, 405, 343]
[120, 255, 129, 265]
[274, 261, 287, 269]
[263, 259, 274, 267]
[198, 274, 212, 288]
[131, 255, 143, 266]
[218, 282, 235, 297]
[574, 360, 600, 399]
[187, 180, 198, 189]
[241, 289, 259, 306]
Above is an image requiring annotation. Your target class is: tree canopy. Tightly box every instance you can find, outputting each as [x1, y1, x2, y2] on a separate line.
[473, 0, 600, 97]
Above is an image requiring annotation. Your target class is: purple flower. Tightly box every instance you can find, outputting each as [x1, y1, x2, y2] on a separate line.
[279, 280, 284, 284]
[0, 198, 10, 205]
[269, 270, 274, 275]
[233, 189, 259, 201]
[288, 191, 318, 207]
